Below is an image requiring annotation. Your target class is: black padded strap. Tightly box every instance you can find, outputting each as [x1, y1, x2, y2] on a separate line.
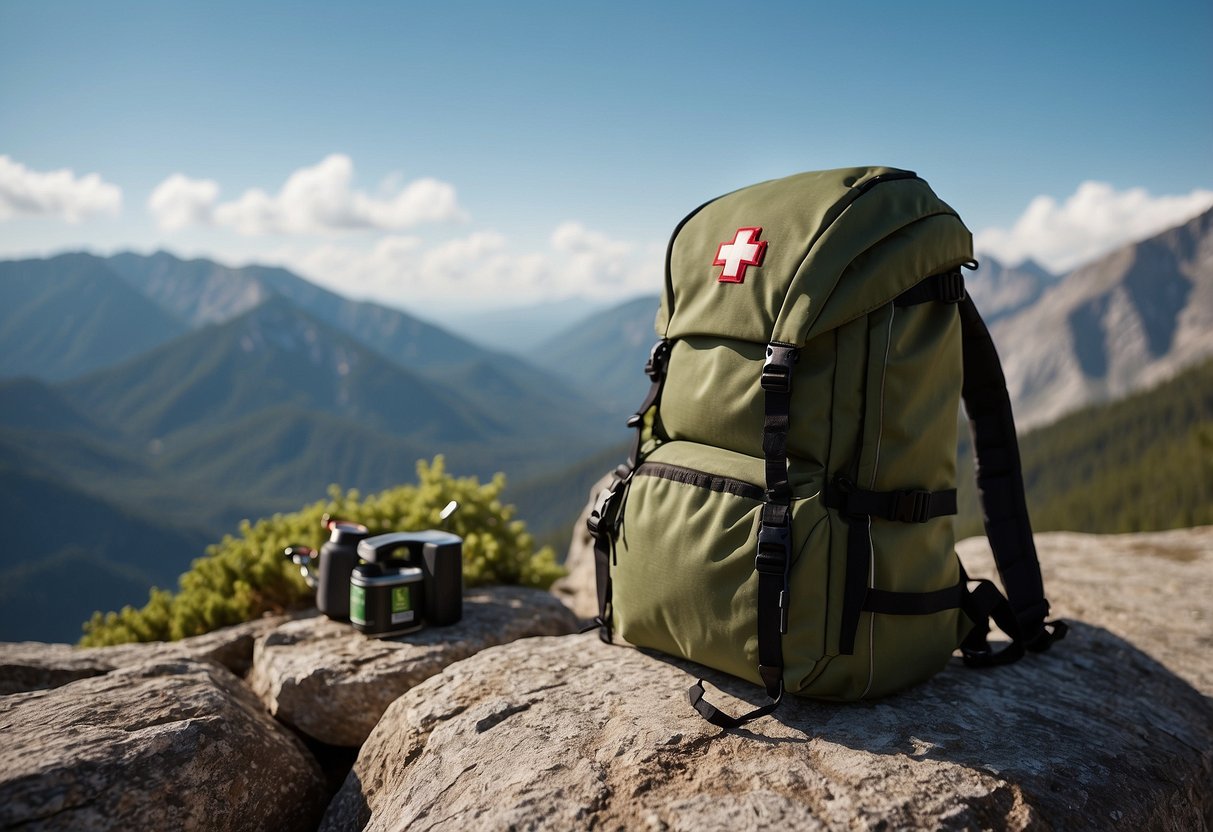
[958, 296, 1063, 651]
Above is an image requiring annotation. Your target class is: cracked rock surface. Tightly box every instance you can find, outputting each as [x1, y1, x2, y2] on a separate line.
[249, 586, 579, 747]
[325, 526, 1213, 832]
[0, 614, 292, 695]
[0, 658, 326, 831]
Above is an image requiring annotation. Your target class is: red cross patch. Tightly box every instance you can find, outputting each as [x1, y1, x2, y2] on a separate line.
[714, 227, 767, 283]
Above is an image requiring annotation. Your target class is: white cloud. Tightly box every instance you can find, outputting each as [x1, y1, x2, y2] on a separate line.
[0, 155, 122, 222]
[551, 221, 637, 288]
[148, 154, 465, 236]
[975, 182, 1213, 273]
[148, 173, 220, 230]
[276, 223, 662, 310]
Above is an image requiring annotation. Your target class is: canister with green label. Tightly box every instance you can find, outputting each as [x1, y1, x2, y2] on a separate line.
[349, 561, 425, 637]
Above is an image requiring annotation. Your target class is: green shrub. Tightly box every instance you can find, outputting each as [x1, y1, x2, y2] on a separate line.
[81, 457, 564, 646]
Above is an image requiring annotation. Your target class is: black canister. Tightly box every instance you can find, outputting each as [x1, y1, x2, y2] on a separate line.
[317, 521, 370, 620]
[349, 561, 425, 637]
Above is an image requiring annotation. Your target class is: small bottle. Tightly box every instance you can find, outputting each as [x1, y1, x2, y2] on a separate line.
[317, 520, 370, 620]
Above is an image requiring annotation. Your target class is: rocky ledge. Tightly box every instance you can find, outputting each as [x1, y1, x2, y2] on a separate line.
[0, 586, 578, 831]
[0, 527, 1210, 831]
[328, 524, 1213, 832]
[250, 586, 580, 746]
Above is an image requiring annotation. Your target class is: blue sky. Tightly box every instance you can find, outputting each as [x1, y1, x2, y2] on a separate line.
[1, 0, 1211, 315]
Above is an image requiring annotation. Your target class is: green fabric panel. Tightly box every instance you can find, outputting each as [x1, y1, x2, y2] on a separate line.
[794, 610, 958, 700]
[774, 178, 970, 344]
[855, 304, 895, 492]
[873, 303, 962, 495]
[864, 612, 961, 698]
[643, 439, 765, 486]
[660, 167, 906, 343]
[798, 214, 974, 342]
[657, 335, 837, 473]
[612, 440, 829, 688]
[642, 440, 823, 500]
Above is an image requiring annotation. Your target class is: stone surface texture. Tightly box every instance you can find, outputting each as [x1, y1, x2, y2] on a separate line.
[0, 613, 291, 695]
[957, 525, 1213, 696]
[249, 585, 579, 747]
[0, 658, 326, 831]
[325, 526, 1213, 832]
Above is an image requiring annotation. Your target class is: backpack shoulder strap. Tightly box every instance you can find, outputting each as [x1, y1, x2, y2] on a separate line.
[958, 295, 1067, 660]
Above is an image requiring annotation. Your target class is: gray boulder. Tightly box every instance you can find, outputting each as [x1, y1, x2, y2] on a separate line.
[250, 586, 579, 747]
[0, 658, 326, 831]
[324, 526, 1213, 831]
[0, 613, 292, 695]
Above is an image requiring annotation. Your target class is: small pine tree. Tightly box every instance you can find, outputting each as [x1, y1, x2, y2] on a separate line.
[81, 457, 564, 646]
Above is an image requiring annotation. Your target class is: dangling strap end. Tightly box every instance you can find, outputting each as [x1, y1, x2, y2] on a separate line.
[686, 678, 783, 731]
[687, 681, 736, 729]
[1026, 619, 1068, 652]
[578, 615, 614, 643]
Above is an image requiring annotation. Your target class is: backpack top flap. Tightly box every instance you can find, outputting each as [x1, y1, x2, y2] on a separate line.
[657, 166, 974, 346]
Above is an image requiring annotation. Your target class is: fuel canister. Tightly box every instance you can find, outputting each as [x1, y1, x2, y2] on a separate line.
[349, 562, 425, 637]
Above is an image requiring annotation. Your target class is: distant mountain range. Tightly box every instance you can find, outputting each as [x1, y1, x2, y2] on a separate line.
[964, 256, 1058, 324]
[0, 254, 189, 380]
[0, 251, 626, 641]
[528, 294, 661, 418]
[443, 297, 612, 354]
[3, 206, 1210, 642]
[988, 207, 1213, 429]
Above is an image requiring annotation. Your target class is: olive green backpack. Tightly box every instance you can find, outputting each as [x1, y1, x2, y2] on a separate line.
[587, 167, 1067, 728]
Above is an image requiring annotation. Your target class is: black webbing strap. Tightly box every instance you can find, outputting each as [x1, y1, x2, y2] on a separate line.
[685, 343, 797, 729]
[894, 268, 967, 307]
[837, 512, 869, 656]
[588, 339, 672, 643]
[863, 578, 966, 616]
[756, 344, 799, 694]
[687, 678, 784, 730]
[830, 477, 959, 654]
[586, 463, 631, 643]
[824, 481, 958, 524]
[626, 339, 672, 468]
[958, 296, 1065, 654]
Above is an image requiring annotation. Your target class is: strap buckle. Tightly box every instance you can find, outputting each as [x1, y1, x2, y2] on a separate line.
[754, 523, 791, 575]
[586, 466, 631, 539]
[892, 489, 933, 523]
[939, 269, 967, 303]
[756, 521, 792, 634]
[760, 344, 799, 393]
[644, 339, 672, 382]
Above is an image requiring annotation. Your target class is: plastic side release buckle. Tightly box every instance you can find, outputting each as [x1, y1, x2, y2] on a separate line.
[586, 471, 629, 538]
[644, 339, 672, 381]
[760, 344, 799, 393]
[754, 523, 790, 575]
[892, 489, 933, 523]
[940, 269, 967, 303]
[756, 522, 792, 634]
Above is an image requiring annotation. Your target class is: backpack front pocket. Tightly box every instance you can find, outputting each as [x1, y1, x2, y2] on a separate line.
[612, 440, 830, 688]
